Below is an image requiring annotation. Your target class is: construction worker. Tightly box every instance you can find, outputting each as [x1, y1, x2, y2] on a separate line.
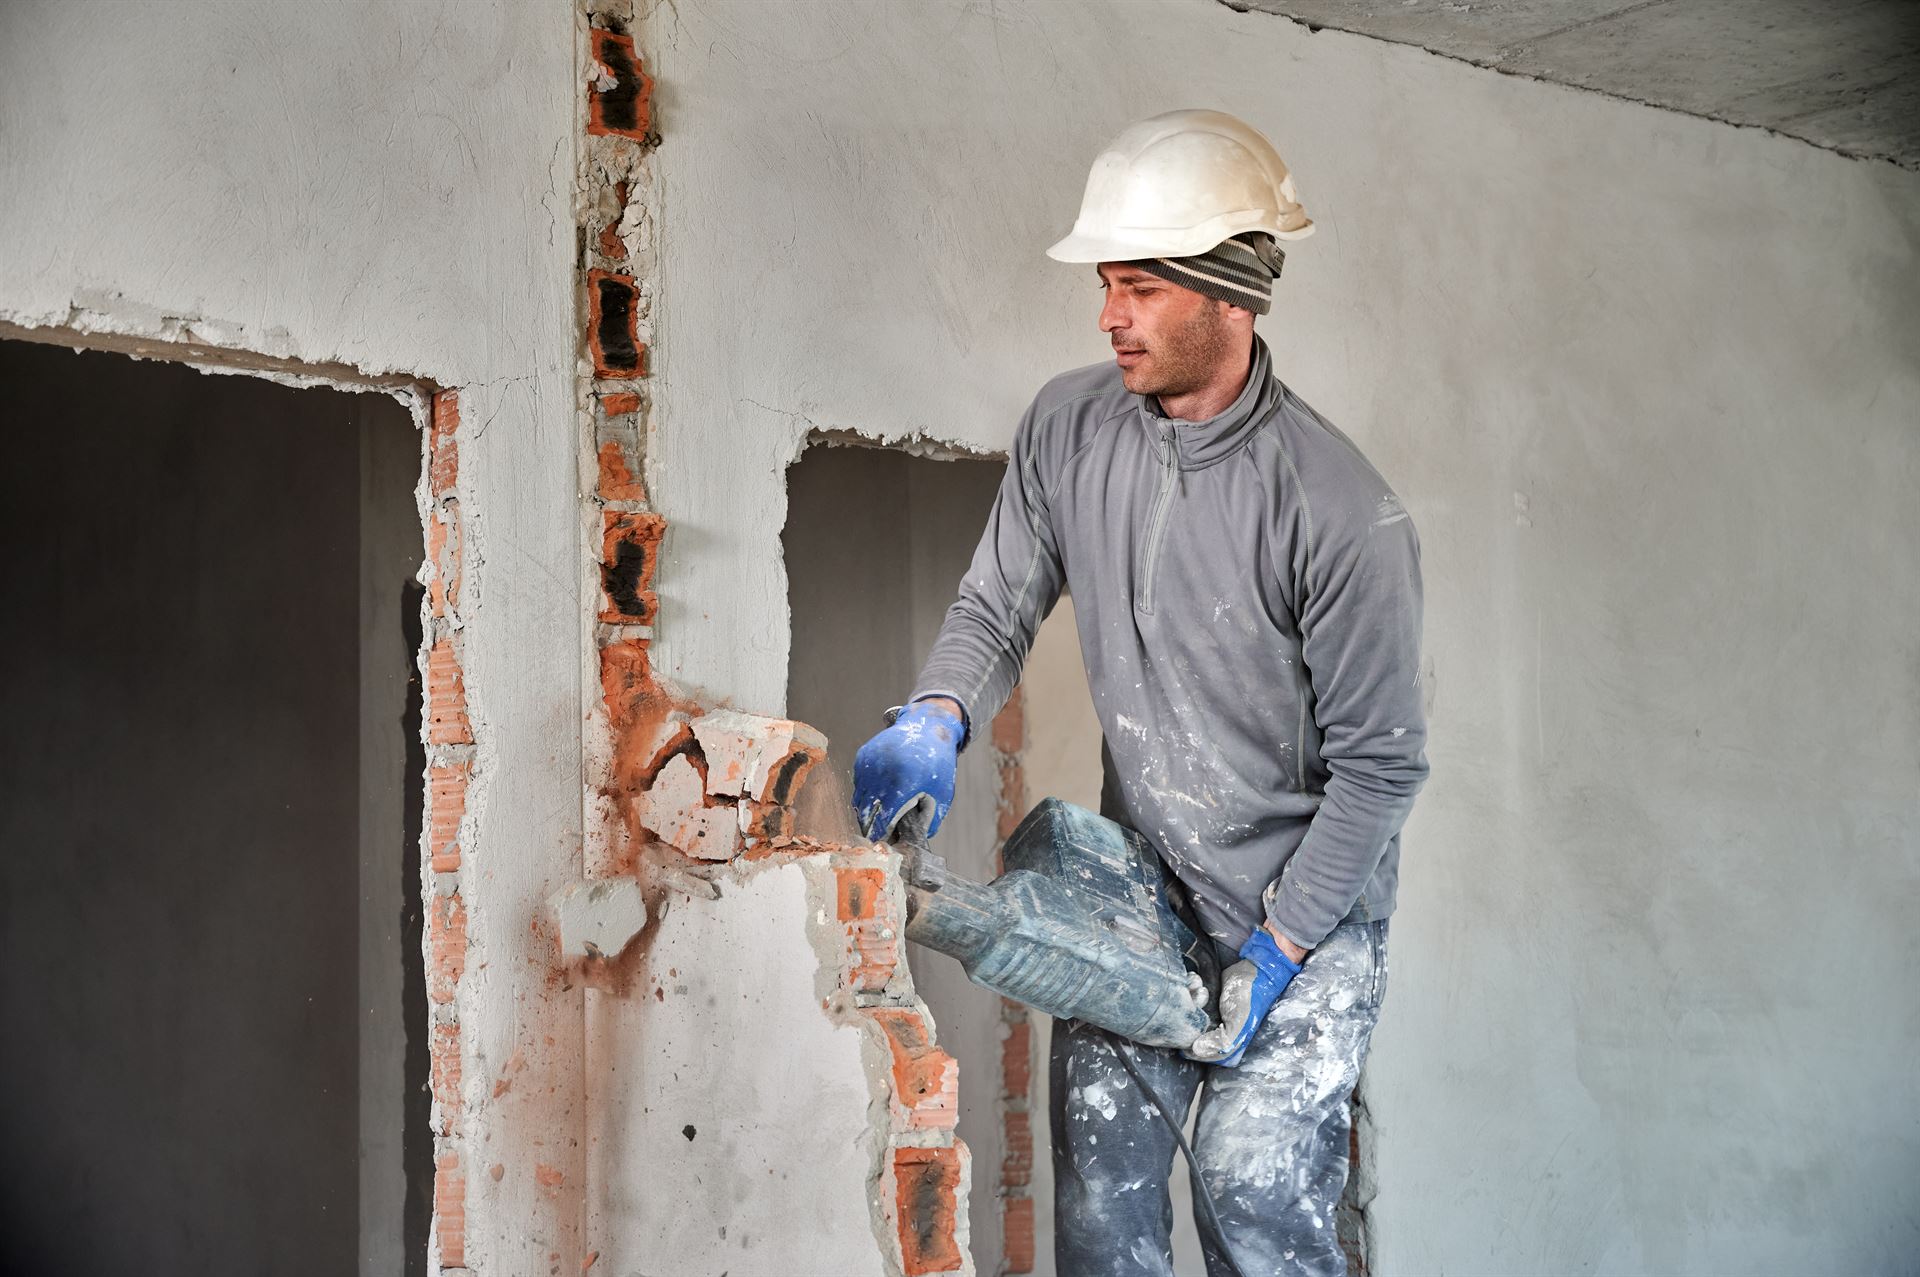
[852, 110, 1428, 1276]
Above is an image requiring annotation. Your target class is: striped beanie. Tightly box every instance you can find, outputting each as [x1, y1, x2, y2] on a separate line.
[1134, 232, 1286, 315]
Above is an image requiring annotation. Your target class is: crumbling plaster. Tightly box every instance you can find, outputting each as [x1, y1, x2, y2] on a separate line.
[641, 0, 1920, 1270]
[0, 1, 587, 1271]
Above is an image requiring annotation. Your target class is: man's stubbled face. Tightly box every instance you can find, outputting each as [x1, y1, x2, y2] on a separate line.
[1097, 263, 1237, 402]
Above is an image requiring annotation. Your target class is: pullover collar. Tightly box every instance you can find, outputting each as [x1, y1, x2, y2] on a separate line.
[1139, 336, 1282, 472]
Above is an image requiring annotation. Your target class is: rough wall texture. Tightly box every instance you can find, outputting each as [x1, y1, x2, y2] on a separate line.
[575, 6, 971, 1272]
[640, 0, 1920, 1271]
[0, 3, 588, 1272]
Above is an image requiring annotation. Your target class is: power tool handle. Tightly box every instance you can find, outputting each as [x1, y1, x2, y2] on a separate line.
[889, 804, 948, 893]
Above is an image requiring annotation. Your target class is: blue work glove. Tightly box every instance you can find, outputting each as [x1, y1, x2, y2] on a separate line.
[1184, 927, 1304, 1067]
[851, 700, 964, 841]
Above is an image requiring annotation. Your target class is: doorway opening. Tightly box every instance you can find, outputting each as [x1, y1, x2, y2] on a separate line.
[782, 437, 1369, 1275]
[0, 340, 431, 1275]
[786, 439, 1106, 1274]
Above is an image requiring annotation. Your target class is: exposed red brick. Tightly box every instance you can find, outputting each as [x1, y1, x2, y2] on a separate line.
[597, 440, 648, 503]
[871, 1008, 958, 1131]
[1000, 1016, 1032, 1100]
[991, 690, 1026, 755]
[995, 688, 1028, 843]
[587, 268, 647, 379]
[587, 29, 654, 140]
[996, 758, 1026, 842]
[599, 640, 657, 737]
[597, 219, 628, 262]
[428, 761, 471, 874]
[535, 1163, 566, 1195]
[429, 391, 459, 497]
[837, 867, 887, 921]
[426, 505, 461, 619]
[837, 865, 898, 991]
[1002, 1109, 1033, 1188]
[426, 639, 473, 746]
[599, 510, 667, 624]
[1003, 1195, 1036, 1274]
[895, 1145, 963, 1276]
[597, 639, 703, 869]
[600, 390, 642, 416]
[434, 1151, 466, 1268]
[430, 1022, 461, 1133]
[847, 919, 898, 993]
[429, 892, 467, 1005]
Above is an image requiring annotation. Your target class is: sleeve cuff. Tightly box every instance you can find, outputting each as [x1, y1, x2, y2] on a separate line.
[1263, 879, 1338, 951]
[902, 691, 973, 750]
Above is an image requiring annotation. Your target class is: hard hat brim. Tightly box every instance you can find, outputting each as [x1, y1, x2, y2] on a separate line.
[1047, 220, 1315, 265]
[1045, 229, 1157, 264]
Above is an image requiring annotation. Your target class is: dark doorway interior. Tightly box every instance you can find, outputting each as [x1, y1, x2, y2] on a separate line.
[0, 341, 426, 1275]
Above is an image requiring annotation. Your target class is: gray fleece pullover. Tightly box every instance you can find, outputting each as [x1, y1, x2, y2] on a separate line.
[912, 338, 1429, 951]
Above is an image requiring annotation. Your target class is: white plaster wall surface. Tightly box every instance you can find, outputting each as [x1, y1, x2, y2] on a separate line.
[588, 861, 888, 1277]
[644, 0, 1920, 1270]
[0, 2, 589, 1270]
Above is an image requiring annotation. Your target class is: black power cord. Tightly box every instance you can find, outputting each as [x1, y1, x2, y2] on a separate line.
[1105, 1034, 1250, 1277]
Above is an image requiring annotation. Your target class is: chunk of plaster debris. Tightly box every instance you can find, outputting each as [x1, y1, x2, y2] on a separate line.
[637, 753, 741, 860]
[690, 709, 825, 803]
[691, 709, 762, 797]
[547, 879, 649, 960]
[745, 719, 827, 805]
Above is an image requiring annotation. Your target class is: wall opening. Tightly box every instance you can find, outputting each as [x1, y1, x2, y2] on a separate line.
[783, 440, 1014, 1270]
[0, 340, 430, 1275]
[784, 439, 1372, 1275]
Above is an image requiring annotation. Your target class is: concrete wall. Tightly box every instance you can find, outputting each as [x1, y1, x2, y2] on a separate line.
[0, 2, 588, 1270]
[0, 341, 415, 1273]
[643, 0, 1920, 1270]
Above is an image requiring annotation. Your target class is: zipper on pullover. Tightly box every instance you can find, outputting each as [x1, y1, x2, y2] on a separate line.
[1137, 424, 1179, 615]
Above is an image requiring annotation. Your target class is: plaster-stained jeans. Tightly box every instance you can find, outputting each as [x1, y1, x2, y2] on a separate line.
[1050, 920, 1388, 1277]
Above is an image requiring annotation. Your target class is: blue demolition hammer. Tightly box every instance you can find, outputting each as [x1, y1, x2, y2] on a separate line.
[893, 799, 1257, 1277]
[894, 797, 1216, 1050]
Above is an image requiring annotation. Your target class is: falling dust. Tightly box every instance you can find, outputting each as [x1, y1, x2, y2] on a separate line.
[789, 754, 870, 847]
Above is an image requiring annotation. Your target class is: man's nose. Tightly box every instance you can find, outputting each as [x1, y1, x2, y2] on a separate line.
[1099, 291, 1126, 333]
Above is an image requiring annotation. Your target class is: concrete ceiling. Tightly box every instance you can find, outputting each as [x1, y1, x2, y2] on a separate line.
[1222, 0, 1920, 168]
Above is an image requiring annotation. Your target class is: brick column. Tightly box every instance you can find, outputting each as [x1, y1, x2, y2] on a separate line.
[423, 389, 475, 1272]
[572, 8, 971, 1271]
[991, 688, 1037, 1274]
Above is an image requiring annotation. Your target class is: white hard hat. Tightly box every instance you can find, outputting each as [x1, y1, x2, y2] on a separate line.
[1047, 109, 1314, 264]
